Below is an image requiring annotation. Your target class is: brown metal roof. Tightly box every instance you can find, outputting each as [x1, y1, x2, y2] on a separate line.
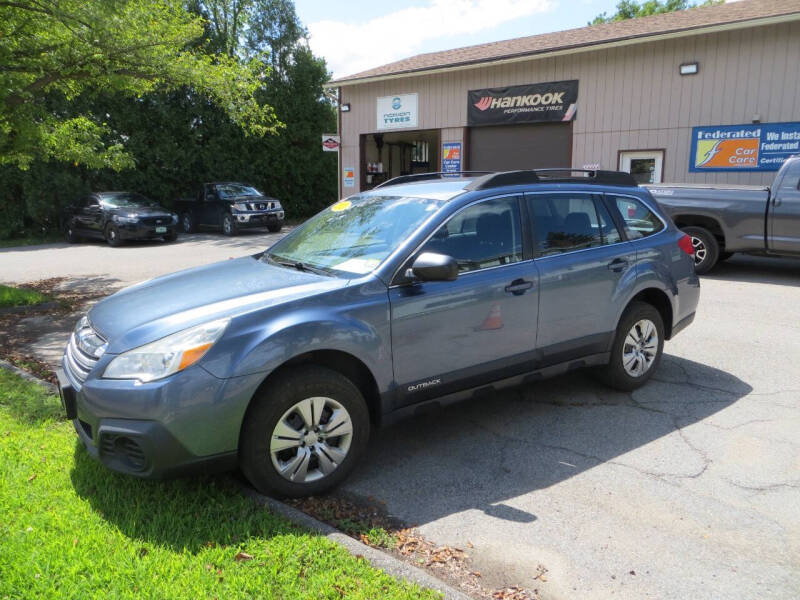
[331, 0, 800, 84]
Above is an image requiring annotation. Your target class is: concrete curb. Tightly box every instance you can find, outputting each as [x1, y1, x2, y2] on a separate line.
[240, 485, 471, 600]
[0, 358, 58, 394]
[0, 300, 61, 316]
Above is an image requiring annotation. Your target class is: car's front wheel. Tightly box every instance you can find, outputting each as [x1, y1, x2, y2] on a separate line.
[267, 221, 282, 233]
[240, 366, 370, 497]
[602, 301, 665, 391]
[105, 223, 123, 247]
[221, 213, 238, 236]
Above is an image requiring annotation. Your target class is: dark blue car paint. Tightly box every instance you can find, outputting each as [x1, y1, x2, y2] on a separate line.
[61, 178, 699, 477]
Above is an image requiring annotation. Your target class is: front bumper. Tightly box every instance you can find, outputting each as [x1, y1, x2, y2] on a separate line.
[117, 222, 177, 240]
[57, 359, 262, 479]
[232, 210, 284, 228]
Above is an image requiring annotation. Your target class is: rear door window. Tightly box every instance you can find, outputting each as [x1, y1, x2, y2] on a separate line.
[527, 194, 619, 256]
[610, 196, 664, 239]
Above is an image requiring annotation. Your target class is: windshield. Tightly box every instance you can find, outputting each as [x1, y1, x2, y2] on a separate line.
[101, 193, 157, 208]
[216, 184, 261, 198]
[264, 195, 445, 276]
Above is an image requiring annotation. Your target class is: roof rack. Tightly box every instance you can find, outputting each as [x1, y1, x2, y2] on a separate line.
[374, 171, 493, 189]
[466, 168, 638, 190]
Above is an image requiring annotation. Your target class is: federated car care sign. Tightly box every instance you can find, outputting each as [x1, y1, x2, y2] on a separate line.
[690, 122, 800, 172]
[468, 80, 578, 126]
[442, 142, 462, 176]
[377, 93, 418, 130]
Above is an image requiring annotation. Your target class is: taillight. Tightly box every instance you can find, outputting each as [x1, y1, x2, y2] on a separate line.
[678, 234, 694, 256]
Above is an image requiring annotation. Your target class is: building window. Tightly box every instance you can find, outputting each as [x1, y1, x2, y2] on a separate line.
[618, 150, 664, 184]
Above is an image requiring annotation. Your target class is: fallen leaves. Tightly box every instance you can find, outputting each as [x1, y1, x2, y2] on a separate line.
[234, 552, 253, 562]
[27, 473, 37, 482]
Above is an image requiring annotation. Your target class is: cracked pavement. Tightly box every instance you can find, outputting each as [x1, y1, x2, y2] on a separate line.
[343, 254, 800, 600]
[1, 240, 798, 599]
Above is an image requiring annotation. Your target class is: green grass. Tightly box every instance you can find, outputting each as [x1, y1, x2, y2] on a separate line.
[0, 232, 62, 248]
[0, 369, 438, 600]
[0, 284, 50, 308]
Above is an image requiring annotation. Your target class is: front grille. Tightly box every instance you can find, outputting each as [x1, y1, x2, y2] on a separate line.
[100, 434, 147, 471]
[140, 216, 167, 226]
[64, 319, 106, 385]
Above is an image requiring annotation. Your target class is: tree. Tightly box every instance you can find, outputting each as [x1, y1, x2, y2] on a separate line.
[590, 0, 723, 25]
[0, 0, 280, 169]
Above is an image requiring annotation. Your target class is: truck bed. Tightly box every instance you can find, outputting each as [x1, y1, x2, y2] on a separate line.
[643, 183, 769, 254]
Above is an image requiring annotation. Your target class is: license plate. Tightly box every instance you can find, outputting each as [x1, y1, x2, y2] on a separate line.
[58, 382, 77, 420]
[155, 226, 167, 233]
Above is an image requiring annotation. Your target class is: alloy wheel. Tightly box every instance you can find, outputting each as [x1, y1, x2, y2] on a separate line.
[622, 319, 659, 377]
[269, 396, 353, 484]
[690, 236, 706, 266]
[223, 215, 232, 234]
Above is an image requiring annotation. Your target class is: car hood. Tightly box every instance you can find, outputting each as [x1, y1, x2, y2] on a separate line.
[88, 256, 346, 353]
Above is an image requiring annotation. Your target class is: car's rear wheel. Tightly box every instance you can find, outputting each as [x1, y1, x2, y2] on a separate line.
[240, 365, 370, 497]
[64, 221, 81, 243]
[104, 223, 123, 247]
[602, 301, 665, 391]
[682, 226, 719, 275]
[181, 213, 195, 234]
[222, 213, 238, 236]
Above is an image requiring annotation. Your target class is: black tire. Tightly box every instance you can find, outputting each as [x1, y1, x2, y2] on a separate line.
[240, 365, 370, 498]
[267, 221, 282, 233]
[718, 251, 734, 262]
[64, 221, 81, 243]
[181, 213, 195, 234]
[104, 223, 123, 247]
[163, 230, 178, 242]
[221, 213, 238, 236]
[601, 301, 665, 392]
[682, 226, 719, 275]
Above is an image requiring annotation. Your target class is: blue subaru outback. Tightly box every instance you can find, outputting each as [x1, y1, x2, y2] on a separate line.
[58, 169, 700, 497]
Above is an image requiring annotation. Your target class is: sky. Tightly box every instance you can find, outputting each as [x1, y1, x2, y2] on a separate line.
[294, 0, 625, 78]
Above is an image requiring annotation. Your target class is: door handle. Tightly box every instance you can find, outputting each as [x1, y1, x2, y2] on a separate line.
[504, 278, 533, 295]
[773, 197, 782, 207]
[607, 258, 629, 272]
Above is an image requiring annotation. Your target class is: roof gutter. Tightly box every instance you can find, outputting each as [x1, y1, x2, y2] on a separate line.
[326, 13, 800, 88]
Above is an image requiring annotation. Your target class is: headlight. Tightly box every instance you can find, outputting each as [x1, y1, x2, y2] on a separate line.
[103, 318, 230, 382]
[233, 202, 248, 211]
[113, 214, 138, 224]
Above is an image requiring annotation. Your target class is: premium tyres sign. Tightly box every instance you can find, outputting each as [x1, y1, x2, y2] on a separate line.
[690, 122, 800, 171]
[468, 80, 578, 126]
[377, 93, 418, 130]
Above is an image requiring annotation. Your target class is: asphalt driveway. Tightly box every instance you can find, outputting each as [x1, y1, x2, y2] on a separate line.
[1, 235, 798, 599]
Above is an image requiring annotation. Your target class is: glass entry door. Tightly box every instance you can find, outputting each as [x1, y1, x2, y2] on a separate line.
[619, 150, 664, 183]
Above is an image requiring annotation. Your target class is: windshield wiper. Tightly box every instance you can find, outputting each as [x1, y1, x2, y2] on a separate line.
[265, 255, 331, 277]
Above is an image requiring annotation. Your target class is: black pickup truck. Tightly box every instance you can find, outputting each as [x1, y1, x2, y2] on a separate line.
[646, 155, 800, 273]
[174, 182, 285, 236]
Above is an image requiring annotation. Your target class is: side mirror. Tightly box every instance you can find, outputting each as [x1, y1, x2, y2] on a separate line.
[407, 252, 459, 282]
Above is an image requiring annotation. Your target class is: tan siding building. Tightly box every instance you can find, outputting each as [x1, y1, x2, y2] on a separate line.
[331, 0, 800, 194]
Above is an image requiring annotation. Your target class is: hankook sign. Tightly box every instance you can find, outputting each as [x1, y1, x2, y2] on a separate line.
[468, 80, 578, 126]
